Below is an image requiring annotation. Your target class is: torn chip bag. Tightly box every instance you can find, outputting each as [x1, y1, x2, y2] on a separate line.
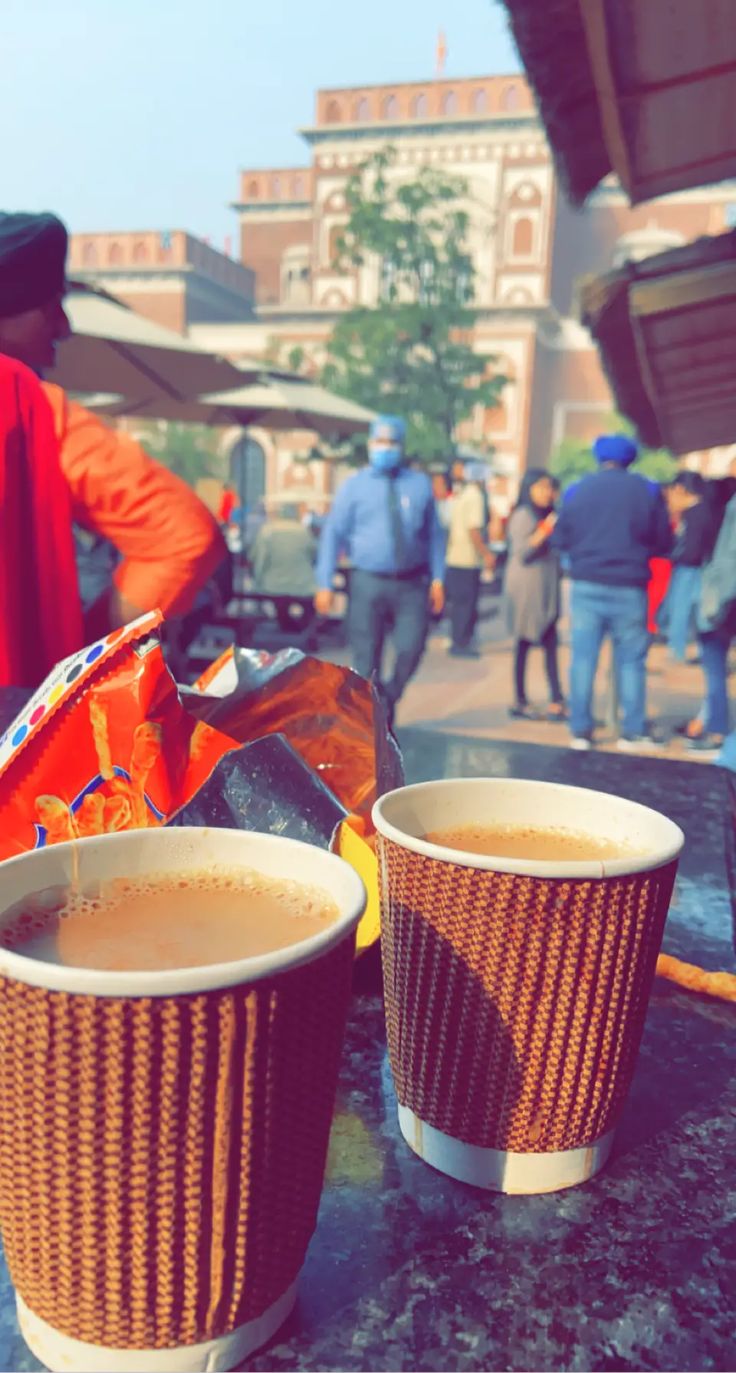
[0, 614, 234, 860]
[0, 619, 396, 953]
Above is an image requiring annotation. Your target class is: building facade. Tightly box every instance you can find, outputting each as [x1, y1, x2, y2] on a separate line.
[187, 73, 736, 485]
[68, 230, 255, 333]
[75, 75, 736, 492]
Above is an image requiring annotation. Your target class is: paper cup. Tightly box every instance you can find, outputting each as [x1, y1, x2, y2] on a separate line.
[373, 779, 683, 1194]
[0, 827, 365, 1372]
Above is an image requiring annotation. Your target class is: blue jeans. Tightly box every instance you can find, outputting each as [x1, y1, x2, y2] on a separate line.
[699, 630, 732, 736]
[570, 581, 649, 739]
[665, 565, 701, 662]
[717, 730, 736, 772]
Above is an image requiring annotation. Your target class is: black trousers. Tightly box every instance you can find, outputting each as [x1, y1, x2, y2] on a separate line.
[444, 566, 481, 649]
[349, 570, 430, 705]
[514, 623, 564, 706]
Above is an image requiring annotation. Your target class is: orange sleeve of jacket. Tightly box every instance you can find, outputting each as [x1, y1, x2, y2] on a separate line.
[42, 384, 226, 618]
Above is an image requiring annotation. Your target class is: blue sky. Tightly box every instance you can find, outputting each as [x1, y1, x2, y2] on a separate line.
[2, 0, 520, 247]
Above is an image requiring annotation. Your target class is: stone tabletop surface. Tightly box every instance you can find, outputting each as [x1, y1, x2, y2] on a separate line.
[0, 702, 734, 1372]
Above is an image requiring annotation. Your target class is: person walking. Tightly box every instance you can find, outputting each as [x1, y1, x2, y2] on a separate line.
[251, 500, 317, 637]
[314, 416, 444, 719]
[665, 471, 713, 662]
[553, 434, 672, 752]
[251, 501, 316, 599]
[505, 468, 565, 720]
[444, 458, 495, 658]
[686, 490, 736, 755]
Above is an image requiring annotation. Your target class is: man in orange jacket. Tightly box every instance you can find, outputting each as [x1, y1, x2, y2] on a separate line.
[0, 210, 226, 650]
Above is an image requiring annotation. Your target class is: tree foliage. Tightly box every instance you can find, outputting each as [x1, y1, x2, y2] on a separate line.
[131, 421, 224, 488]
[322, 148, 507, 463]
[550, 415, 679, 489]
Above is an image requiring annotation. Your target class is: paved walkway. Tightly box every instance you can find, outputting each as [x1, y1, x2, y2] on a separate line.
[323, 602, 721, 763]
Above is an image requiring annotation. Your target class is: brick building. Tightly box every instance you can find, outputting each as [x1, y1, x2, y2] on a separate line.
[68, 230, 255, 334]
[74, 74, 736, 490]
[183, 73, 736, 485]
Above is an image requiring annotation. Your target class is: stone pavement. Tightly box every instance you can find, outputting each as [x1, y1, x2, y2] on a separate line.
[322, 600, 722, 763]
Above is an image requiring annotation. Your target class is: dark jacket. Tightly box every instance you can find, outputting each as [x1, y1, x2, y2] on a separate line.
[553, 468, 672, 588]
[672, 502, 714, 568]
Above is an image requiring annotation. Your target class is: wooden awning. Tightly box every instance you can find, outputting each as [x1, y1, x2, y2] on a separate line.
[582, 231, 736, 454]
[500, 0, 736, 204]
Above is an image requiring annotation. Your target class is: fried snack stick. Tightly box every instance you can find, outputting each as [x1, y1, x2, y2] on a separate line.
[129, 722, 163, 829]
[34, 796, 78, 845]
[656, 953, 736, 1005]
[76, 793, 105, 838]
[104, 795, 133, 833]
[88, 696, 114, 782]
[188, 719, 213, 765]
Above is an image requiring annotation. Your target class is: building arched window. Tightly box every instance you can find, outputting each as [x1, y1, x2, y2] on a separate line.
[355, 96, 370, 120]
[82, 241, 97, 266]
[325, 98, 342, 123]
[512, 217, 534, 257]
[248, 179, 260, 198]
[441, 90, 457, 115]
[411, 92, 428, 118]
[501, 83, 520, 111]
[271, 175, 281, 197]
[108, 242, 122, 265]
[327, 224, 344, 266]
[132, 240, 147, 264]
[382, 93, 398, 119]
[293, 174, 305, 197]
[472, 89, 488, 114]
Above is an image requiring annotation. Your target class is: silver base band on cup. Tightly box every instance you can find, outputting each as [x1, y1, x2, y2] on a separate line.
[17, 1281, 298, 1373]
[398, 1105, 615, 1194]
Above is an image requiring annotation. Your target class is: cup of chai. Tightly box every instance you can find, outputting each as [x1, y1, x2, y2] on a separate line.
[0, 827, 365, 1372]
[373, 779, 683, 1194]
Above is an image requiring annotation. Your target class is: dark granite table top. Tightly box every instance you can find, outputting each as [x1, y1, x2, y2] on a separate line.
[0, 706, 734, 1372]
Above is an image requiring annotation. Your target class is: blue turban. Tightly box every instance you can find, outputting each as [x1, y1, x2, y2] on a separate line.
[593, 434, 638, 467]
[370, 415, 407, 445]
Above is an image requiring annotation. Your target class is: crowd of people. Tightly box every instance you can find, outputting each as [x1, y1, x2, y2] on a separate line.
[0, 206, 733, 771]
[305, 419, 735, 766]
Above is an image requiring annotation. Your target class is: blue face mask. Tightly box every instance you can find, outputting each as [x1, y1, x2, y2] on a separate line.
[370, 444, 402, 473]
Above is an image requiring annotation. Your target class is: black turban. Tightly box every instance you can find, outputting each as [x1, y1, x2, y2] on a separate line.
[0, 212, 68, 319]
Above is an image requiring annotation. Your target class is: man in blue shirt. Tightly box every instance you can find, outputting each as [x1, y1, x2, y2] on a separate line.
[315, 415, 445, 716]
[553, 434, 672, 752]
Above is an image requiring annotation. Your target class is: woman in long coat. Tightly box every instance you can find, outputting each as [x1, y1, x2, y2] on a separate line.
[504, 468, 565, 720]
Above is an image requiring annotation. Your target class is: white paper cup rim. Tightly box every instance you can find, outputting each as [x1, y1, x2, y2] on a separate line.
[372, 778, 684, 880]
[0, 827, 366, 999]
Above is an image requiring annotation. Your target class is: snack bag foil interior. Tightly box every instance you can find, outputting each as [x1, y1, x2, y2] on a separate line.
[0, 632, 401, 954]
[184, 644, 405, 952]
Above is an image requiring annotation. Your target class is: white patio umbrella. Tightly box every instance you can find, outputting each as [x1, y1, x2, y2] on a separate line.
[47, 284, 258, 403]
[199, 377, 375, 437]
[90, 375, 375, 439]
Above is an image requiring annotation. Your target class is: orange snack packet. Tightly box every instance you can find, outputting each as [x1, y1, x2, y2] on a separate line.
[188, 644, 402, 824]
[0, 613, 237, 862]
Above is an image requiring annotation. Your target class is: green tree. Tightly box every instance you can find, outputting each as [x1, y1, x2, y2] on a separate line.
[550, 416, 678, 489]
[321, 148, 507, 463]
[263, 337, 309, 375]
[131, 421, 224, 487]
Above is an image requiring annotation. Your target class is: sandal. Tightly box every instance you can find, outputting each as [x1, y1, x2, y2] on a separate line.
[509, 705, 539, 720]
